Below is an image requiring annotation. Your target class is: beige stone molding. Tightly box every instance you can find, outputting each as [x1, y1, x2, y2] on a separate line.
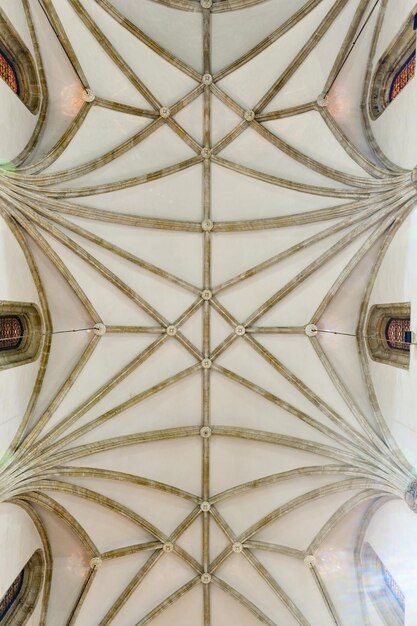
[0, 1, 416, 624]
[366, 302, 411, 370]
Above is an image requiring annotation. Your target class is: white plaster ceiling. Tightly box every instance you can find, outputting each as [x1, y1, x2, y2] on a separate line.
[0, 1, 417, 625]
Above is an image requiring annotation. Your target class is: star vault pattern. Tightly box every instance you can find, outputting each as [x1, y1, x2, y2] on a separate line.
[0, 0, 416, 624]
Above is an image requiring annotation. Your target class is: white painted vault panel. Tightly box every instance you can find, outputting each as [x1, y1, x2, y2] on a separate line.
[0, 1, 417, 625]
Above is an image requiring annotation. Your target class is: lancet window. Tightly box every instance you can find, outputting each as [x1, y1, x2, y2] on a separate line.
[0, 11, 40, 113]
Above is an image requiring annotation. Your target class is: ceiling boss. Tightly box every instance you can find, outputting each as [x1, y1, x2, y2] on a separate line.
[0, 0, 417, 624]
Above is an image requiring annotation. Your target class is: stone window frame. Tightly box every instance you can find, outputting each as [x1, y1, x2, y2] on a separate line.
[0, 550, 45, 626]
[0, 9, 40, 114]
[366, 302, 411, 370]
[369, 9, 416, 120]
[0, 302, 43, 371]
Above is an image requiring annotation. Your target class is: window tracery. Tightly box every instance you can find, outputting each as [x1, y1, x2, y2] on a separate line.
[385, 317, 411, 351]
[0, 316, 24, 352]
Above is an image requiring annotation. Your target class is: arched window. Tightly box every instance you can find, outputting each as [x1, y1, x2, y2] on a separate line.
[0, 316, 24, 352]
[0, 51, 18, 94]
[0, 302, 43, 371]
[0, 550, 44, 625]
[0, 10, 40, 114]
[369, 11, 416, 119]
[0, 570, 24, 621]
[362, 543, 405, 626]
[366, 303, 411, 369]
[389, 50, 416, 103]
[385, 318, 411, 352]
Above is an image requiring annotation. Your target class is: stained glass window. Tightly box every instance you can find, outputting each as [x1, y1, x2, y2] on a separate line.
[0, 570, 24, 621]
[389, 50, 416, 102]
[382, 559, 405, 613]
[363, 543, 405, 625]
[385, 318, 411, 351]
[0, 51, 17, 94]
[0, 316, 23, 351]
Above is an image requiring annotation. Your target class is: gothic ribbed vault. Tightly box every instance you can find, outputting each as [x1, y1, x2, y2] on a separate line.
[0, 0, 417, 624]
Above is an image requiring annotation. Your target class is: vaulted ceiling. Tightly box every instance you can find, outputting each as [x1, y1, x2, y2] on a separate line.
[0, 0, 417, 624]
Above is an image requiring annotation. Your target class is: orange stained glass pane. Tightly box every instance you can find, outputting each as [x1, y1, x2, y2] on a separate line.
[390, 50, 416, 102]
[0, 51, 18, 94]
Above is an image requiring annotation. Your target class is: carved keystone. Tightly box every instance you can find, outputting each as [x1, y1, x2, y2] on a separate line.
[316, 94, 328, 108]
[200, 426, 212, 438]
[304, 555, 317, 568]
[202, 74, 213, 86]
[201, 573, 212, 584]
[159, 106, 171, 119]
[244, 110, 255, 122]
[83, 89, 95, 102]
[305, 324, 318, 337]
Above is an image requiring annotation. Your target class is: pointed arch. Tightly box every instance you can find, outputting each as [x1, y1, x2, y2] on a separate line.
[369, 8, 416, 119]
[0, 9, 40, 114]
[0, 550, 45, 625]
